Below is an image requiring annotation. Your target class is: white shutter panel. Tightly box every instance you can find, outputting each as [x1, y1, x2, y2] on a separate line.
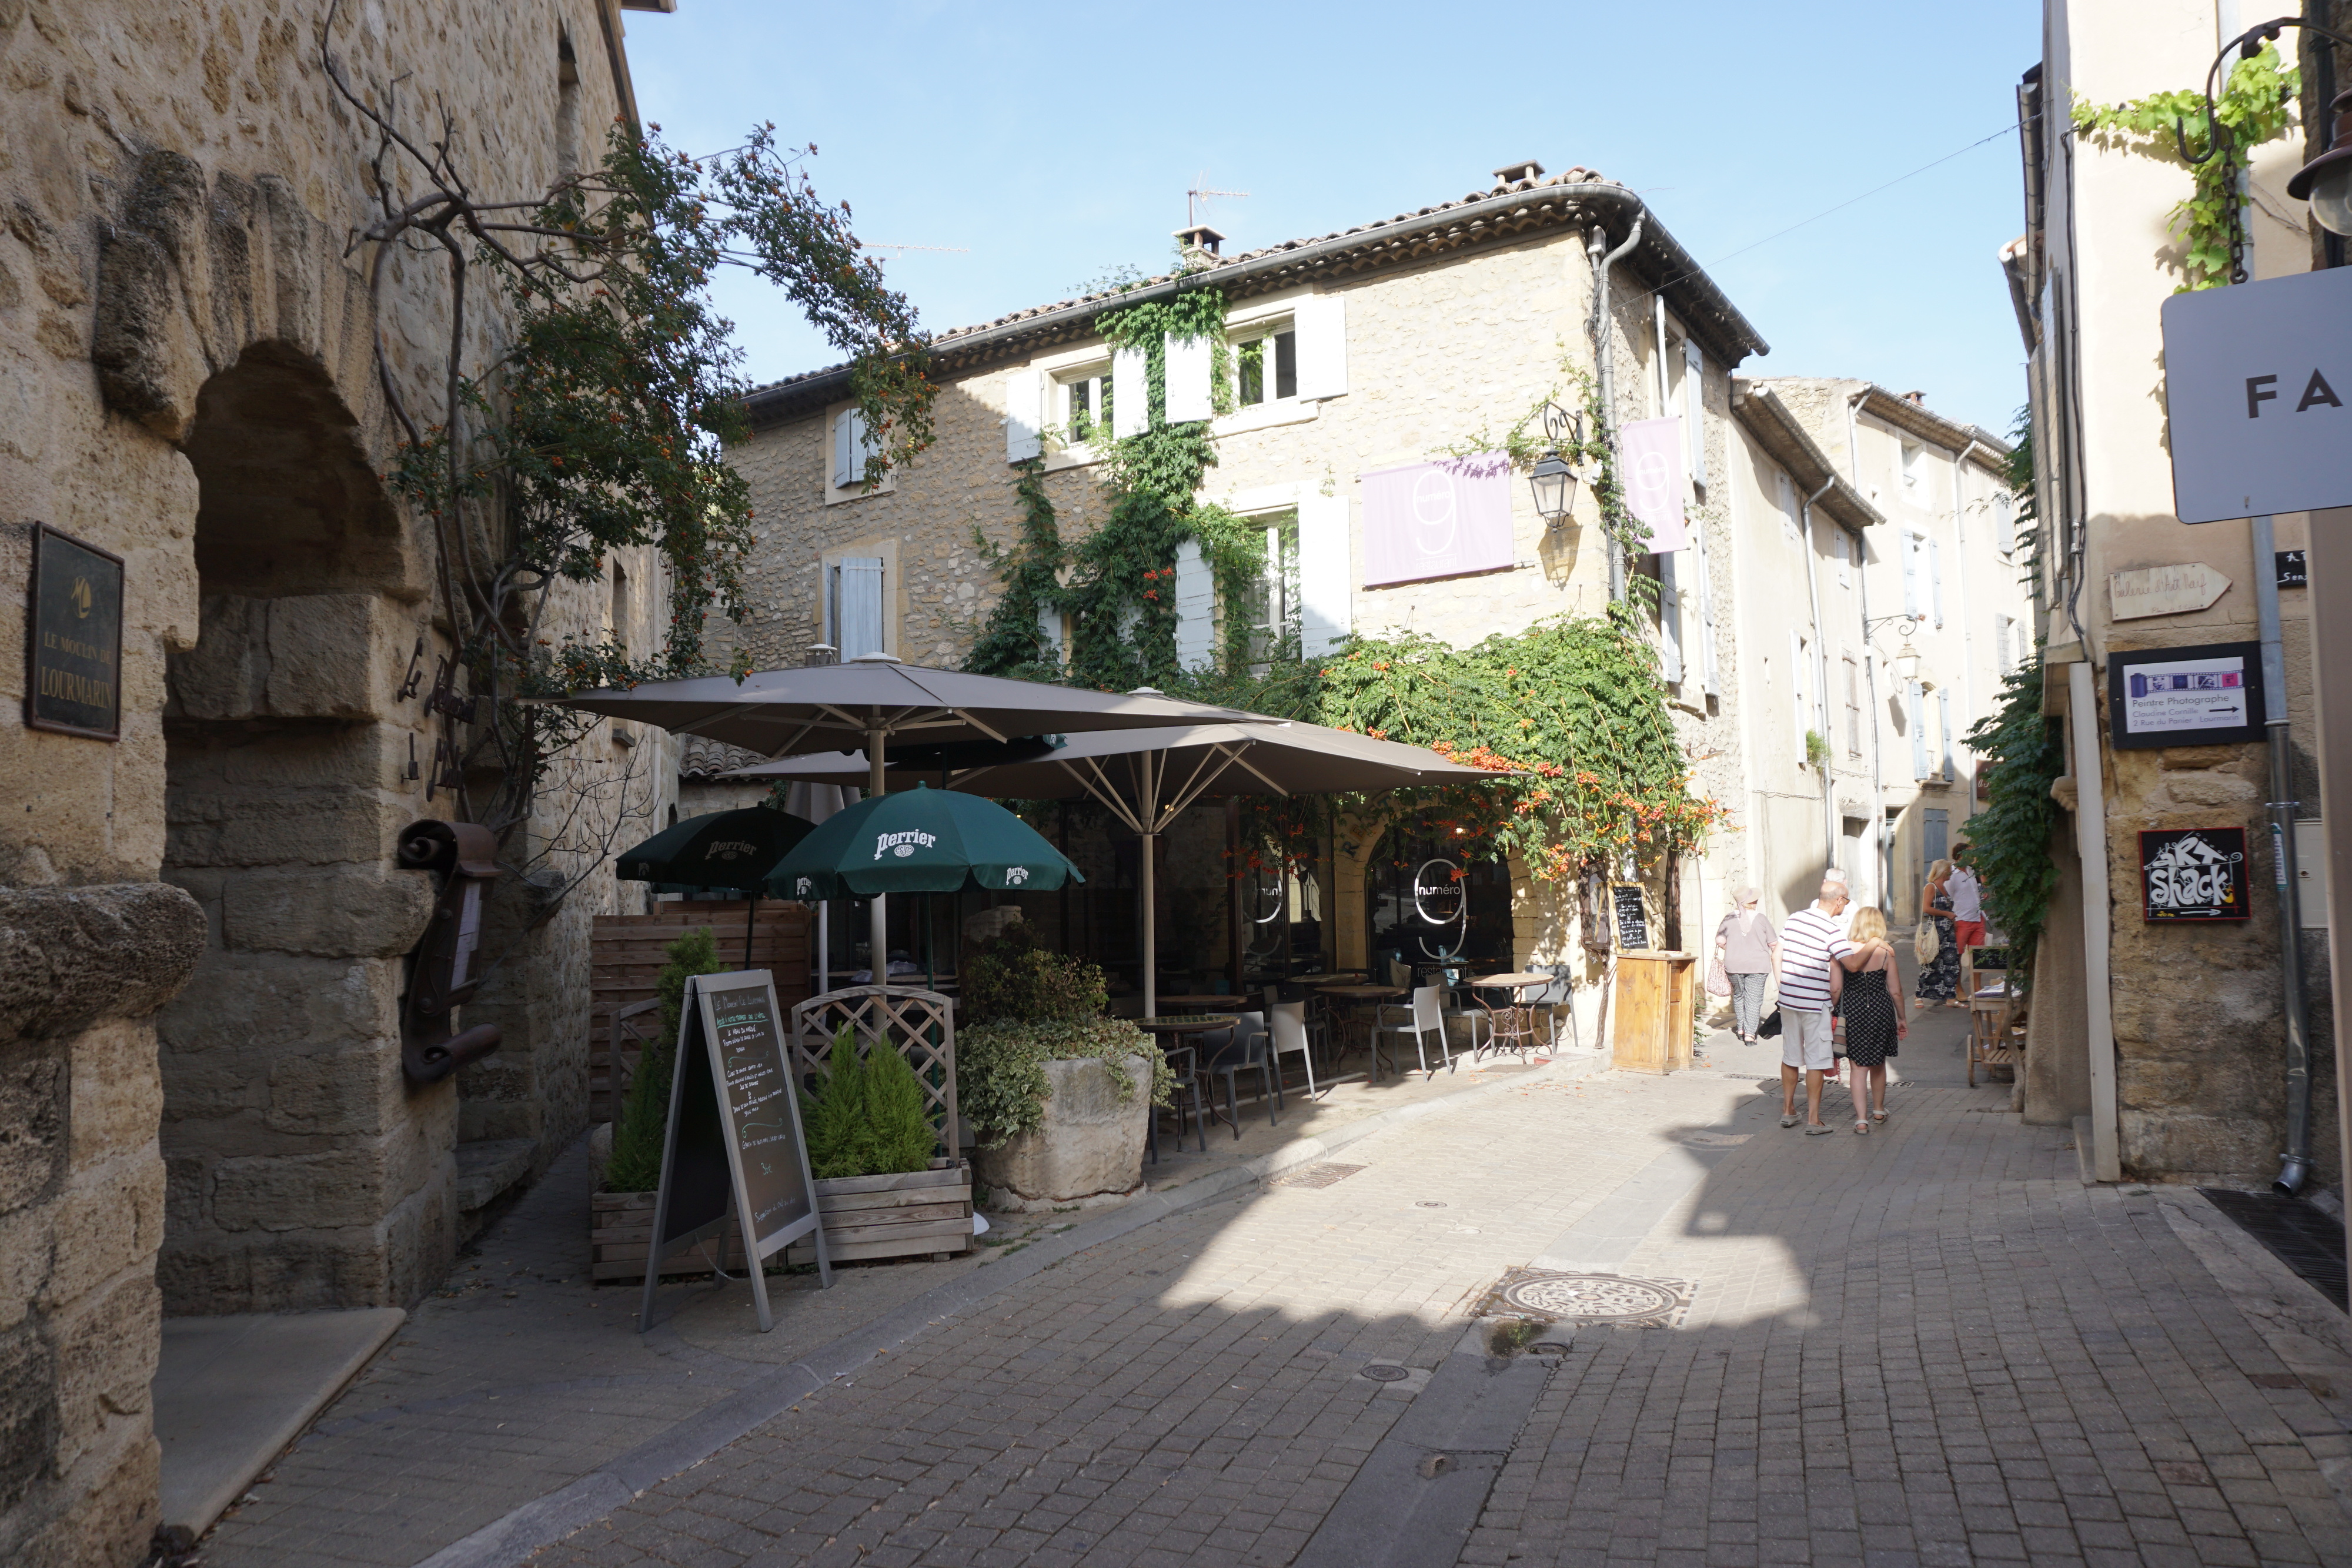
[1693, 506, 1718, 695]
[846, 409, 870, 487]
[1172, 541, 1216, 669]
[832, 410, 855, 487]
[1994, 614, 2011, 673]
[1296, 494, 1352, 656]
[1789, 631, 1805, 755]
[1111, 346, 1148, 439]
[1004, 369, 1043, 462]
[1037, 606, 1065, 667]
[1682, 340, 1707, 489]
[1939, 690, 1955, 781]
[838, 557, 886, 659]
[1294, 293, 1349, 400]
[1163, 332, 1214, 424]
[1902, 533, 1921, 617]
[1909, 681, 1929, 779]
[1929, 537, 1945, 627]
[1658, 554, 1683, 684]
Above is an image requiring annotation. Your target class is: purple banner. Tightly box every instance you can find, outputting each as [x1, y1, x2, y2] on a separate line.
[1617, 417, 1689, 554]
[1360, 454, 1514, 587]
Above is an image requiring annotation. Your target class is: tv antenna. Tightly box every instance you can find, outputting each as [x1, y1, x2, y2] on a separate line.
[860, 241, 970, 258]
[1187, 178, 1248, 229]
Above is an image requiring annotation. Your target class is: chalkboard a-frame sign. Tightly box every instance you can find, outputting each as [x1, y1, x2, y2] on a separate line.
[638, 969, 831, 1335]
[1612, 884, 1651, 951]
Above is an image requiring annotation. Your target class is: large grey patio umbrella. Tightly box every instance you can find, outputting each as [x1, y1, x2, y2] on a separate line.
[725, 714, 1503, 1017]
[533, 654, 1247, 974]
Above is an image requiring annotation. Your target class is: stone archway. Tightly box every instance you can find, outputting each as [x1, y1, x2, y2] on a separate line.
[155, 340, 445, 1313]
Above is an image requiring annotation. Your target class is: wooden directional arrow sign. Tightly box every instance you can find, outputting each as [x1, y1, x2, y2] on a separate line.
[2109, 562, 2231, 620]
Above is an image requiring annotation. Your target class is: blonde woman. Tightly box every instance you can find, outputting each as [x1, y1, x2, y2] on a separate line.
[1830, 906, 1905, 1132]
[1713, 886, 1776, 1046]
[1915, 858, 1962, 1010]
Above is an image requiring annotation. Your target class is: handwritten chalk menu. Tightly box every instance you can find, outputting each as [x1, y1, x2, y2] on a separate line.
[639, 970, 830, 1336]
[1612, 884, 1651, 951]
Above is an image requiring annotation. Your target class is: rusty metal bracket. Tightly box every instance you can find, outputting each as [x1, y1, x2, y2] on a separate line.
[396, 819, 504, 1084]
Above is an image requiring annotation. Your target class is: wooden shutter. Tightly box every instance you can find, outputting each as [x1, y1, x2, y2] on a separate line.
[1296, 494, 1352, 656]
[1294, 293, 1348, 400]
[1928, 537, 1945, 627]
[1658, 554, 1683, 684]
[1902, 532, 1922, 617]
[832, 409, 855, 488]
[1004, 369, 1043, 462]
[1164, 332, 1214, 423]
[1939, 690, 1955, 780]
[1692, 504, 1718, 695]
[1173, 540, 1215, 669]
[1790, 630, 1807, 756]
[1111, 346, 1147, 440]
[1909, 681, 1929, 779]
[837, 557, 886, 659]
[1683, 340, 1707, 489]
[1037, 606, 1065, 667]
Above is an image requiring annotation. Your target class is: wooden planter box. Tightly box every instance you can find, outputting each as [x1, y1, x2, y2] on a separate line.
[786, 1159, 974, 1266]
[590, 1189, 750, 1284]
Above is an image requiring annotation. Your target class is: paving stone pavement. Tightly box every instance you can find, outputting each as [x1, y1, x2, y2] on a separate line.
[212, 1005, 2352, 1568]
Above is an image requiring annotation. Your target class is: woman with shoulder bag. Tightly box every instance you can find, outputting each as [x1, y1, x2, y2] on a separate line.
[1831, 906, 1907, 1132]
[1713, 886, 1777, 1047]
[1915, 858, 1962, 1012]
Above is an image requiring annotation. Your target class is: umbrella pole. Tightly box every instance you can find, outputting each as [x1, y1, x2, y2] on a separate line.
[743, 893, 759, 969]
[868, 720, 887, 986]
[1142, 830, 1156, 1020]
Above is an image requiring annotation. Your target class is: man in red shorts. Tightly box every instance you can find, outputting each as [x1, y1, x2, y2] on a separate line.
[1948, 845, 1986, 950]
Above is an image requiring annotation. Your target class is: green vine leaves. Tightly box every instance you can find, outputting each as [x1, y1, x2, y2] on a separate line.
[2069, 41, 2300, 291]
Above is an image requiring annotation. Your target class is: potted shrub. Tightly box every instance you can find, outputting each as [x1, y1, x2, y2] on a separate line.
[591, 927, 736, 1282]
[784, 1025, 975, 1264]
[957, 924, 1170, 1211]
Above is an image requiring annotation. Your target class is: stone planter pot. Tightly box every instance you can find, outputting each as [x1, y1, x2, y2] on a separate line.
[973, 1053, 1152, 1212]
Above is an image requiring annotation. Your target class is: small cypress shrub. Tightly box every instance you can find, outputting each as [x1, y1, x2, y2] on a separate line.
[602, 926, 723, 1193]
[863, 1041, 938, 1174]
[800, 1026, 873, 1181]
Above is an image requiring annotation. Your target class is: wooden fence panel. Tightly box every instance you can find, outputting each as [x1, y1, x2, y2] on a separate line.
[590, 901, 811, 1122]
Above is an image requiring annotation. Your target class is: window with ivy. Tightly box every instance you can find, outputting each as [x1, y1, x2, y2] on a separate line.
[1233, 325, 1298, 407]
[1058, 364, 1114, 445]
[1237, 509, 1298, 671]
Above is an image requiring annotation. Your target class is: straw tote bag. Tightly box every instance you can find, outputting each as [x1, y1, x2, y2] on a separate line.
[1913, 918, 1942, 965]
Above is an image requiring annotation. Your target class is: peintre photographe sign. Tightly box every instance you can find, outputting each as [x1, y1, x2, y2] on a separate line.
[25, 523, 123, 741]
[2139, 827, 2248, 922]
[2106, 640, 2265, 750]
[2161, 264, 2352, 524]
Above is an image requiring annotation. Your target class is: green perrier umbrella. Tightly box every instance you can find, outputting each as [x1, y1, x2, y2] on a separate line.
[765, 785, 1082, 903]
[616, 807, 817, 964]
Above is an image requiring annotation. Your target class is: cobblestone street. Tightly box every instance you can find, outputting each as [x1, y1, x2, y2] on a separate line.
[205, 1007, 2352, 1568]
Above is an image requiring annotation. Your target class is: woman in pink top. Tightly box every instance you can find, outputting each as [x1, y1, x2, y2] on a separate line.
[1714, 887, 1777, 1046]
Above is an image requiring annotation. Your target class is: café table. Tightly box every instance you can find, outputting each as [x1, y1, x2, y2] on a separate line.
[1468, 971, 1553, 1060]
[1311, 983, 1406, 1080]
[1155, 994, 1244, 1014]
[1135, 1014, 1238, 1151]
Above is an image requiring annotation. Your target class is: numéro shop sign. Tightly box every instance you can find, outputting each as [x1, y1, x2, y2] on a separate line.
[2164, 265, 2352, 524]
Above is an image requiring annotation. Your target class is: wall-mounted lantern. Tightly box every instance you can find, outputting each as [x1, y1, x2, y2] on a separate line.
[1529, 401, 1585, 526]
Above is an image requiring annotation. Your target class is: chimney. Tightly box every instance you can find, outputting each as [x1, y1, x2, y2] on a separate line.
[1174, 223, 1225, 261]
[1903, 389, 1927, 405]
[1492, 158, 1545, 189]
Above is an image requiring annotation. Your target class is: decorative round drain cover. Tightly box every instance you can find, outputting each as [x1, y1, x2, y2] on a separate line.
[1530, 1341, 1573, 1355]
[1500, 1273, 1682, 1322]
[1360, 1363, 1411, 1382]
[1415, 1201, 1447, 1209]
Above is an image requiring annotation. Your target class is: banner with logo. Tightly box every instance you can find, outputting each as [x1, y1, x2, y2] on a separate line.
[1360, 454, 1514, 587]
[1616, 417, 1688, 554]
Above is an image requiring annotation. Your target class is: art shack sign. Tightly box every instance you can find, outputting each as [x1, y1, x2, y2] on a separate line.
[2162, 265, 2352, 524]
[24, 523, 122, 740]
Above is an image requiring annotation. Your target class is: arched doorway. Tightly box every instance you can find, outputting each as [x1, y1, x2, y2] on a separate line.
[156, 342, 452, 1313]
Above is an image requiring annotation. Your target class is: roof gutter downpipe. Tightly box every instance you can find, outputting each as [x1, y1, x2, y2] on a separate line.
[1801, 476, 1838, 862]
[2254, 512, 2315, 1193]
[1588, 212, 1646, 606]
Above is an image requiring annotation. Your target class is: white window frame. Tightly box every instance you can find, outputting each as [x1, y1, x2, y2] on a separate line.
[1051, 360, 1116, 456]
[1212, 291, 1327, 436]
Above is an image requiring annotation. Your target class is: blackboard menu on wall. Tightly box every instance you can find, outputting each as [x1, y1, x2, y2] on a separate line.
[704, 981, 813, 1245]
[1612, 884, 1650, 951]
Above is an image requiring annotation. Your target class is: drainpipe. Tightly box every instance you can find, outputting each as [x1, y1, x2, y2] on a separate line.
[1588, 213, 1646, 605]
[2254, 514, 2315, 1192]
[1800, 476, 1838, 862]
[1950, 439, 1984, 804]
[2069, 660, 2123, 1182]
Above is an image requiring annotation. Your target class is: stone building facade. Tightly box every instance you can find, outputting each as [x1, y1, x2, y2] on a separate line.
[0, 3, 673, 1560]
[2012, 0, 2341, 1187]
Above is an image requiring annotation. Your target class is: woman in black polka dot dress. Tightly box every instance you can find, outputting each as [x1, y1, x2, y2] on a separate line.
[1830, 906, 1906, 1134]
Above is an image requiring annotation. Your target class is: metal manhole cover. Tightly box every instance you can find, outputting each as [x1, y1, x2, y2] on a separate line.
[1273, 1162, 1366, 1189]
[1360, 1362, 1411, 1382]
[1415, 1201, 1447, 1208]
[1529, 1340, 1573, 1355]
[1481, 1270, 1694, 1330]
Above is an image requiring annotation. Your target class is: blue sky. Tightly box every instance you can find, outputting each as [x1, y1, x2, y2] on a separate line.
[626, 0, 2042, 436]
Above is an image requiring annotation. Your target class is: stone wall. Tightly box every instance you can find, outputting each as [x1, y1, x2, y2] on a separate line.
[0, 2, 666, 1559]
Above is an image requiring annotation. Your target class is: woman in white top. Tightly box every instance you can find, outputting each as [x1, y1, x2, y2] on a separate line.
[1714, 887, 1778, 1047]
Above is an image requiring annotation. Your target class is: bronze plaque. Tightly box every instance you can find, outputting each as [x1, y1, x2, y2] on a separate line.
[25, 524, 123, 740]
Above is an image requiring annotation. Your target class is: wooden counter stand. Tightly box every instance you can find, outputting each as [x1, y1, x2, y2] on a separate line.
[1611, 951, 1697, 1074]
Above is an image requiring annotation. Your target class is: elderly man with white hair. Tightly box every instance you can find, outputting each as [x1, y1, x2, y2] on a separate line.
[1775, 872, 1855, 1133]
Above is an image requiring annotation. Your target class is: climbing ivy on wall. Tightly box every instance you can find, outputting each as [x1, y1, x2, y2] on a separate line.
[966, 280, 1265, 690]
[2070, 41, 2300, 291]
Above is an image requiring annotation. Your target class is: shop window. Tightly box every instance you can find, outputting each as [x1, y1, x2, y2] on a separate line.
[1365, 825, 1514, 974]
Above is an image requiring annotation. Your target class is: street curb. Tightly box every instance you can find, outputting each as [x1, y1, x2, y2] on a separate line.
[409, 1050, 1611, 1568]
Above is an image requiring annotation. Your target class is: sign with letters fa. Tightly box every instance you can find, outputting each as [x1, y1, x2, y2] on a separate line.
[25, 523, 123, 740]
[2161, 265, 2352, 524]
[2139, 827, 2248, 922]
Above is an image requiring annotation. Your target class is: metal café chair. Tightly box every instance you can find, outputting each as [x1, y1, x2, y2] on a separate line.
[1195, 1011, 1279, 1136]
[1147, 1041, 1208, 1161]
[1267, 1000, 1321, 1102]
[1370, 985, 1456, 1081]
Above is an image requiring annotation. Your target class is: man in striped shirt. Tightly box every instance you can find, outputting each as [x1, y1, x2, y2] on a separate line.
[1776, 874, 1854, 1133]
